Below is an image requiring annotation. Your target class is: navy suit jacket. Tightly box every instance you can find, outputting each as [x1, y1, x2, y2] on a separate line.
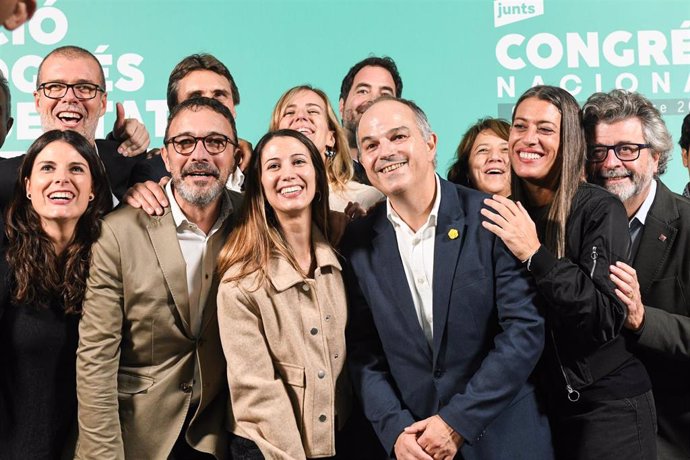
[343, 179, 552, 459]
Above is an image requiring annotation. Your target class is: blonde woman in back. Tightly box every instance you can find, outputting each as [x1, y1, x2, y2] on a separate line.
[270, 85, 383, 213]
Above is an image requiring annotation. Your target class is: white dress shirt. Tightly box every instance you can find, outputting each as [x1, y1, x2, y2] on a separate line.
[630, 179, 657, 257]
[386, 175, 442, 345]
[166, 181, 231, 404]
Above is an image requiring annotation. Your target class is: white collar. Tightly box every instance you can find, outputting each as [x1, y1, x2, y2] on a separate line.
[386, 174, 441, 232]
[631, 178, 657, 226]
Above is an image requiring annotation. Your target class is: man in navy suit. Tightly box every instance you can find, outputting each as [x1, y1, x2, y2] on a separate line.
[342, 97, 552, 459]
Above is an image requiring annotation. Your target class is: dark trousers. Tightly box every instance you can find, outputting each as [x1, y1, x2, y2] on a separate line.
[552, 389, 657, 460]
[168, 404, 215, 460]
[228, 407, 387, 460]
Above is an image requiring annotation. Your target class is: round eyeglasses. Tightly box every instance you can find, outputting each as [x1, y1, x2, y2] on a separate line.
[164, 134, 236, 156]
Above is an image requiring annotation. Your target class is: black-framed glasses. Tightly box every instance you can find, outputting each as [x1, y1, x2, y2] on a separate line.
[586, 143, 651, 163]
[164, 134, 236, 156]
[37, 82, 105, 100]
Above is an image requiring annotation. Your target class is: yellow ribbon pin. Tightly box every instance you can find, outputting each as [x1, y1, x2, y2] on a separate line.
[448, 228, 459, 240]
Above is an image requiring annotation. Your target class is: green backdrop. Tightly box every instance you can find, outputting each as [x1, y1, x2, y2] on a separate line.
[2, 0, 689, 192]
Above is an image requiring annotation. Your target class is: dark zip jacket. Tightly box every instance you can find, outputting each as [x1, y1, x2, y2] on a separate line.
[527, 182, 647, 400]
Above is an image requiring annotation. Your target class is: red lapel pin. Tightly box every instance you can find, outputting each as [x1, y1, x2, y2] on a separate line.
[658, 234, 667, 242]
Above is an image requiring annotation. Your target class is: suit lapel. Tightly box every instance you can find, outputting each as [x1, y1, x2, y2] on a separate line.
[199, 217, 236, 335]
[432, 181, 466, 360]
[372, 210, 433, 361]
[147, 211, 193, 337]
[634, 182, 679, 297]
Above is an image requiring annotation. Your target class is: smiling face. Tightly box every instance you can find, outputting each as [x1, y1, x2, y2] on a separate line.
[358, 99, 437, 200]
[509, 97, 562, 189]
[176, 70, 236, 117]
[34, 53, 106, 144]
[468, 129, 511, 196]
[277, 89, 334, 160]
[25, 139, 93, 232]
[339, 66, 396, 147]
[585, 117, 658, 216]
[162, 106, 236, 209]
[260, 135, 316, 221]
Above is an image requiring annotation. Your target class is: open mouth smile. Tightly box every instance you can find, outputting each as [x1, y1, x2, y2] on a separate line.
[47, 190, 75, 203]
[56, 111, 84, 127]
[279, 185, 304, 196]
[378, 162, 407, 174]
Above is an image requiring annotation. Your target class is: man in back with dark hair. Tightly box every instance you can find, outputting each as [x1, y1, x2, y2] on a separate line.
[680, 113, 690, 198]
[166, 54, 240, 115]
[0, 69, 12, 150]
[339, 56, 403, 184]
[124, 53, 252, 214]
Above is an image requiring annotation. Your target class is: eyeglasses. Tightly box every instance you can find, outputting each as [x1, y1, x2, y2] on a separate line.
[37, 82, 105, 100]
[164, 134, 236, 156]
[586, 143, 651, 163]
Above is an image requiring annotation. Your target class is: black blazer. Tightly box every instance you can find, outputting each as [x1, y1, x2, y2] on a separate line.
[0, 139, 168, 208]
[631, 179, 690, 456]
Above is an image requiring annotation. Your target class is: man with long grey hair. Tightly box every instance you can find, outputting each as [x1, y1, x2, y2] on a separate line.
[584, 89, 690, 459]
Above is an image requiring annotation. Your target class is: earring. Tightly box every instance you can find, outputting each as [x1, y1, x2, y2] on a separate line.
[325, 148, 336, 159]
[89, 194, 95, 201]
[26, 192, 31, 199]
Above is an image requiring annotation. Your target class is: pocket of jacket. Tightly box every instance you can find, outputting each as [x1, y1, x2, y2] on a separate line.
[117, 371, 155, 395]
[277, 362, 306, 430]
[277, 362, 305, 388]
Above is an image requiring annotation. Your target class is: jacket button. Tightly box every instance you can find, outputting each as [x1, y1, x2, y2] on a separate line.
[317, 370, 326, 379]
[319, 414, 327, 422]
[179, 382, 193, 393]
[310, 327, 318, 336]
[302, 283, 310, 292]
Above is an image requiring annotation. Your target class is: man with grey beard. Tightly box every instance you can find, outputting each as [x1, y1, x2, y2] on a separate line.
[76, 97, 241, 460]
[583, 89, 690, 459]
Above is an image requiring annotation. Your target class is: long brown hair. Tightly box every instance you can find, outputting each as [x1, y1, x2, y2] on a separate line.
[511, 85, 585, 258]
[5, 130, 112, 314]
[217, 129, 331, 287]
[269, 85, 353, 191]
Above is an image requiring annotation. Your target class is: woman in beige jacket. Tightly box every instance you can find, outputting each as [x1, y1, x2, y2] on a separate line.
[217, 129, 351, 459]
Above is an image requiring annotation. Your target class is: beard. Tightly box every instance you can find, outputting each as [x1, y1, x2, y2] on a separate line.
[171, 162, 228, 208]
[589, 163, 654, 205]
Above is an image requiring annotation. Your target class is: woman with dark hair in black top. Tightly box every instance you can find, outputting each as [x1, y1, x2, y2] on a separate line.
[0, 130, 111, 459]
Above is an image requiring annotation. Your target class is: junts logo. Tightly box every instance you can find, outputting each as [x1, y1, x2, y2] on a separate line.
[494, 0, 544, 27]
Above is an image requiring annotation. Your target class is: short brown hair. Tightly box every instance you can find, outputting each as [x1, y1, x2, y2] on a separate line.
[166, 54, 240, 111]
